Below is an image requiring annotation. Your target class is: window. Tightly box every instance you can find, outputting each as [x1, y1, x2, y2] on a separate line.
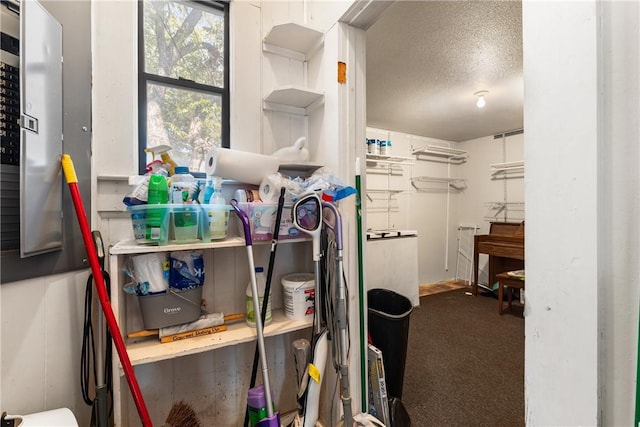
[138, 0, 229, 175]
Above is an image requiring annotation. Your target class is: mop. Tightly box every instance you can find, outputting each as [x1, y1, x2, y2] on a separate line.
[231, 200, 280, 427]
[243, 187, 287, 427]
[355, 157, 367, 413]
[322, 201, 353, 427]
[292, 192, 329, 427]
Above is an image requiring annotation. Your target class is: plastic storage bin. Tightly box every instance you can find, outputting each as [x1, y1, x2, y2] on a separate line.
[368, 288, 413, 399]
[236, 202, 300, 241]
[128, 204, 171, 246]
[200, 204, 231, 241]
[170, 205, 200, 243]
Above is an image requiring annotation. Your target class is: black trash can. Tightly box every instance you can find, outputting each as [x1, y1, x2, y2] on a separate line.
[367, 288, 413, 400]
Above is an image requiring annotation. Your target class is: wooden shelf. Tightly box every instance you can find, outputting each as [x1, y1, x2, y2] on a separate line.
[263, 22, 324, 61]
[119, 310, 312, 369]
[263, 86, 324, 115]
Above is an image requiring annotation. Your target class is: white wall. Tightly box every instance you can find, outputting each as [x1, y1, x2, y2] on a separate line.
[523, 0, 640, 425]
[459, 133, 524, 286]
[1, 0, 354, 424]
[91, 1, 325, 424]
[364, 127, 524, 287]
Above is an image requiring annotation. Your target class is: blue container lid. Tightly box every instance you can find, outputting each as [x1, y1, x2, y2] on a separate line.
[255, 267, 264, 273]
[174, 166, 190, 175]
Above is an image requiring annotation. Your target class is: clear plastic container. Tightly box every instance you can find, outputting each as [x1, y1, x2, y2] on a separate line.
[128, 204, 171, 245]
[170, 205, 200, 242]
[200, 204, 231, 241]
[246, 267, 271, 327]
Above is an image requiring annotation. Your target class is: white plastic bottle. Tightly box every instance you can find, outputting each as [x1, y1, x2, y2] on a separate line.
[170, 166, 195, 204]
[246, 267, 272, 327]
[205, 177, 229, 240]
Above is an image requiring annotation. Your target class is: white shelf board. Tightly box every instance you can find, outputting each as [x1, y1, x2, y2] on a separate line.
[412, 145, 468, 164]
[120, 310, 312, 369]
[265, 87, 323, 107]
[110, 237, 246, 255]
[263, 22, 324, 60]
[110, 236, 310, 255]
[279, 162, 324, 173]
[365, 154, 414, 165]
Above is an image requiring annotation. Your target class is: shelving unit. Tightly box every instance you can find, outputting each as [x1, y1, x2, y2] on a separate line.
[490, 160, 524, 179]
[263, 86, 324, 115]
[365, 153, 413, 229]
[263, 22, 324, 61]
[484, 201, 525, 222]
[365, 153, 414, 166]
[411, 176, 467, 192]
[262, 22, 325, 117]
[412, 145, 469, 164]
[108, 236, 312, 424]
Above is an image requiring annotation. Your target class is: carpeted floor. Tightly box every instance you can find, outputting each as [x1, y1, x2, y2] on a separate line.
[400, 288, 524, 426]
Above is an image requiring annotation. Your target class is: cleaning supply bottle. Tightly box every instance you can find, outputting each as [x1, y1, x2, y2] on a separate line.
[145, 144, 178, 175]
[145, 174, 169, 241]
[201, 176, 215, 204]
[247, 384, 275, 427]
[205, 177, 229, 240]
[169, 166, 196, 204]
[246, 267, 271, 327]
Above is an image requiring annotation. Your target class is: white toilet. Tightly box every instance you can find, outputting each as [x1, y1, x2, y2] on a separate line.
[2, 408, 79, 427]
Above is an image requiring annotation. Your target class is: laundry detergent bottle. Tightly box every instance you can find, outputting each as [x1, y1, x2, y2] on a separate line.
[246, 267, 271, 327]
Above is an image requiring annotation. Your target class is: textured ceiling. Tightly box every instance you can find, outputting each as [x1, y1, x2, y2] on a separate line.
[366, 1, 523, 142]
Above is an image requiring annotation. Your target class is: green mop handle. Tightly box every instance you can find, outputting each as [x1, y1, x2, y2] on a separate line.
[355, 157, 367, 413]
[633, 296, 640, 427]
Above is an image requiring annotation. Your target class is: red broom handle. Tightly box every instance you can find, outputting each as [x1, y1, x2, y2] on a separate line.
[62, 155, 153, 427]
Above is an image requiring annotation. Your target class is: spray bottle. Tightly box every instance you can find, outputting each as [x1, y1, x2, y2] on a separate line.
[123, 161, 168, 206]
[209, 177, 229, 240]
[145, 145, 178, 176]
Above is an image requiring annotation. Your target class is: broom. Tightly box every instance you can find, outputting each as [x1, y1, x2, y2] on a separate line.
[164, 401, 202, 427]
[63, 155, 202, 427]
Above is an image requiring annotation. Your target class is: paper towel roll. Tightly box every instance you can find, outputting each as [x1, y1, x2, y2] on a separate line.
[259, 173, 304, 203]
[205, 147, 280, 185]
[132, 253, 169, 294]
[259, 174, 281, 203]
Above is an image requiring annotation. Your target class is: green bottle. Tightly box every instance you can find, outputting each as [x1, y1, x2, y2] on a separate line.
[146, 174, 168, 241]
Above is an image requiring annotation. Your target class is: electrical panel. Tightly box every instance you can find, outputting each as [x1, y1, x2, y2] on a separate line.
[1, 0, 63, 258]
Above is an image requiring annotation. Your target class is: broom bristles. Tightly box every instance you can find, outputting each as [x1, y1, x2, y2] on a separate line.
[163, 400, 202, 427]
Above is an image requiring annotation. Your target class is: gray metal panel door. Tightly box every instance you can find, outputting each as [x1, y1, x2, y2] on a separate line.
[19, 0, 63, 257]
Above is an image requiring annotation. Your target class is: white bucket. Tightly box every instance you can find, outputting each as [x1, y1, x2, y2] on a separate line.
[282, 273, 315, 321]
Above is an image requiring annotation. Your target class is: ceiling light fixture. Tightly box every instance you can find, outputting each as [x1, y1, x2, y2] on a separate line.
[474, 91, 488, 108]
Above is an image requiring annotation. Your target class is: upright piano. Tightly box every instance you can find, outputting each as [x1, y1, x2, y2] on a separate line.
[473, 222, 525, 295]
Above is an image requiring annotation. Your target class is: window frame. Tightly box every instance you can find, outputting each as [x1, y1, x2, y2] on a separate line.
[137, 0, 230, 176]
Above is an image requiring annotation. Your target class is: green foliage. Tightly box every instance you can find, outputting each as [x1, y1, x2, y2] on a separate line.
[143, 0, 225, 170]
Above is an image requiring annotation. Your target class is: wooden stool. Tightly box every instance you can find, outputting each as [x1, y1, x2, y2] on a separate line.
[496, 271, 525, 315]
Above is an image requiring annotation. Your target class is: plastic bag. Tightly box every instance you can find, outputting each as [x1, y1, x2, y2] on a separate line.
[169, 251, 204, 290]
